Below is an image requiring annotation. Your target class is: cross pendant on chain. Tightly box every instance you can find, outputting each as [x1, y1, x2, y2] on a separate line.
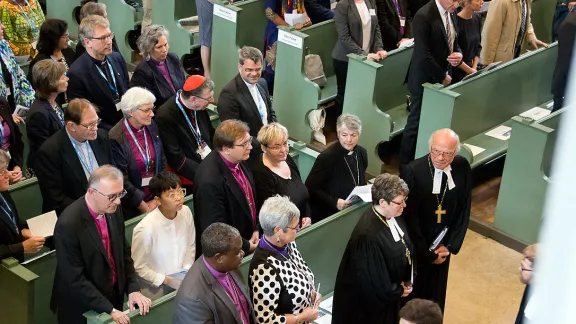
[435, 204, 446, 224]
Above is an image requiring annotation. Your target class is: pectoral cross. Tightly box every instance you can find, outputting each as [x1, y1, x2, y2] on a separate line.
[435, 204, 446, 224]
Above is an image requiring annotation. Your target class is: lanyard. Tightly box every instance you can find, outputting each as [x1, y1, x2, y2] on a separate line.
[0, 119, 5, 147]
[15, 0, 37, 38]
[175, 91, 202, 145]
[123, 119, 151, 172]
[70, 140, 96, 175]
[251, 85, 265, 121]
[96, 60, 119, 97]
[0, 194, 16, 227]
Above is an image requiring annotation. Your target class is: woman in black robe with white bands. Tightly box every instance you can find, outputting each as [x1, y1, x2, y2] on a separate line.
[332, 173, 414, 324]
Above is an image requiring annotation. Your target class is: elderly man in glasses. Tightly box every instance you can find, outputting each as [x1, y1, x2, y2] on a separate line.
[35, 98, 113, 216]
[51, 165, 151, 324]
[399, 128, 472, 313]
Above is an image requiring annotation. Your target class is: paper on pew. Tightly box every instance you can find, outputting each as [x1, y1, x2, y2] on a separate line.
[398, 38, 414, 48]
[520, 107, 551, 121]
[463, 144, 485, 156]
[285, 13, 306, 26]
[319, 296, 334, 312]
[168, 269, 188, 280]
[26, 211, 57, 237]
[485, 125, 512, 141]
[346, 184, 373, 203]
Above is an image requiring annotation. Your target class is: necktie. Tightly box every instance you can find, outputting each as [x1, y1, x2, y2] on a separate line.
[444, 11, 453, 53]
[516, 0, 527, 56]
[392, 0, 404, 35]
[252, 86, 266, 125]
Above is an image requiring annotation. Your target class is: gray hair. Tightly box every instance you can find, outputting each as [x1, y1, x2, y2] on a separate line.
[0, 150, 10, 170]
[137, 25, 170, 57]
[202, 223, 241, 257]
[428, 128, 461, 153]
[372, 173, 409, 205]
[88, 165, 124, 189]
[80, 2, 107, 20]
[120, 87, 156, 118]
[79, 15, 110, 43]
[259, 195, 300, 236]
[238, 46, 263, 65]
[337, 113, 362, 134]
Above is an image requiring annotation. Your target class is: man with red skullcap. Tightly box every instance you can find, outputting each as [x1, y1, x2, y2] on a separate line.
[155, 75, 216, 188]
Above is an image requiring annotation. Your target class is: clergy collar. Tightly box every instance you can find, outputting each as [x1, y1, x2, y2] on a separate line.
[372, 206, 405, 242]
[89, 54, 108, 66]
[149, 56, 166, 66]
[202, 256, 228, 280]
[242, 78, 257, 90]
[336, 140, 356, 156]
[125, 118, 145, 133]
[66, 128, 88, 145]
[219, 152, 240, 169]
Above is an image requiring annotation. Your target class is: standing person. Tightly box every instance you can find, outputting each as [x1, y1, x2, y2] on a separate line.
[399, 299, 444, 324]
[196, 0, 214, 77]
[141, 0, 153, 29]
[0, 0, 45, 58]
[551, 10, 576, 112]
[0, 96, 24, 184]
[50, 165, 151, 324]
[399, 0, 463, 165]
[376, 0, 413, 51]
[452, 0, 483, 83]
[400, 128, 472, 312]
[75, 2, 122, 60]
[332, 173, 413, 324]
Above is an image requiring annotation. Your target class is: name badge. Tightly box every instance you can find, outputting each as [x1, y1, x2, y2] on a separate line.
[197, 144, 211, 160]
[31, 40, 38, 50]
[400, 16, 406, 27]
[369, 9, 376, 16]
[6, 87, 10, 96]
[115, 99, 121, 111]
[142, 177, 152, 187]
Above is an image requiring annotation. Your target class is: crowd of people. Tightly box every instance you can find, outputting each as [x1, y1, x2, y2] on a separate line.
[0, 0, 572, 323]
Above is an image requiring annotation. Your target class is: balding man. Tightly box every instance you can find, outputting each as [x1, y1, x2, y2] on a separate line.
[399, 128, 471, 312]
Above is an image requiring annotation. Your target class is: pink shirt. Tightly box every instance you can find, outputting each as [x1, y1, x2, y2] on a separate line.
[154, 59, 176, 92]
[219, 153, 257, 226]
[87, 199, 117, 286]
[122, 120, 157, 197]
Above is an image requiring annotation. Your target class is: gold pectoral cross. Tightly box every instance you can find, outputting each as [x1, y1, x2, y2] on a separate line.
[435, 204, 446, 223]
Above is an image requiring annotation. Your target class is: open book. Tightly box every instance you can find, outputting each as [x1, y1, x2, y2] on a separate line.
[345, 184, 373, 204]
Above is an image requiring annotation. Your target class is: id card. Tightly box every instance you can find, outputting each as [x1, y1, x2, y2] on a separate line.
[31, 40, 38, 50]
[6, 87, 10, 96]
[369, 8, 376, 15]
[142, 177, 152, 187]
[400, 16, 406, 27]
[115, 98, 121, 111]
[197, 144, 211, 160]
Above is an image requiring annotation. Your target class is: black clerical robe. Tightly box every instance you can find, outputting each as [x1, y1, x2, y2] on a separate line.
[400, 154, 472, 311]
[332, 207, 413, 324]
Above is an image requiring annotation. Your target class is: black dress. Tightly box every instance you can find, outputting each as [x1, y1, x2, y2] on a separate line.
[452, 12, 482, 83]
[332, 207, 413, 324]
[305, 141, 367, 222]
[251, 154, 311, 218]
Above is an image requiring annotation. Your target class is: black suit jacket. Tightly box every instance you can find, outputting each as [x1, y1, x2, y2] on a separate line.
[405, 0, 460, 94]
[26, 98, 64, 171]
[50, 197, 139, 324]
[67, 52, 129, 130]
[156, 95, 215, 182]
[0, 97, 24, 169]
[0, 191, 25, 263]
[193, 150, 258, 255]
[35, 128, 112, 215]
[129, 53, 186, 108]
[376, 0, 413, 51]
[304, 0, 335, 24]
[552, 11, 576, 99]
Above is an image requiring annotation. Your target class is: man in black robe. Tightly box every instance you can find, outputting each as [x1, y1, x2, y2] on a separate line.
[400, 128, 472, 312]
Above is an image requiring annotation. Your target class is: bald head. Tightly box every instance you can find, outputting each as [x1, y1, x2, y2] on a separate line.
[428, 129, 460, 170]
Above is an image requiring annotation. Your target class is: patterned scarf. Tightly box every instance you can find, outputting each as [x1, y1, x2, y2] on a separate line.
[0, 40, 35, 107]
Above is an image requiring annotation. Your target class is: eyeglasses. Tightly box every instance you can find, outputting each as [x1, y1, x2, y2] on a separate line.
[61, 33, 70, 39]
[430, 148, 456, 158]
[234, 136, 253, 148]
[137, 107, 155, 114]
[265, 141, 289, 151]
[287, 225, 299, 231]
[240, 65, 263, 73]
[166, 188, 186, 200]
[93, 188, 127, 202]
[193, 94, 214, 103]
[78, 118, 102, 129]
[91, 32, 115, 42]
[390, 197, 408, 206]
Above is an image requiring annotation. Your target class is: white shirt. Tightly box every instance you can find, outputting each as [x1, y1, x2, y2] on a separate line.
[131, 206, 196, 287]
[243, 79, 268, 125]
[66, 130, 99, 179]
[356, 2, 372, 52]
[432, 166, 456, 194]
[435, 0, 455, 45]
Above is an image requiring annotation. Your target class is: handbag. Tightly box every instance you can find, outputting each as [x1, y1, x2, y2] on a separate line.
[307, 108, 327, 145]
[304, 48, 327, 88]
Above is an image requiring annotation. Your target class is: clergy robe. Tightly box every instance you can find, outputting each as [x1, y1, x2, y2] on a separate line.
[332, 207, 413, 324]
[400, 154, 472, 311]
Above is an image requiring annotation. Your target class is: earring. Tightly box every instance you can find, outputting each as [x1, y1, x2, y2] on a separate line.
[276, 235, 280, 243]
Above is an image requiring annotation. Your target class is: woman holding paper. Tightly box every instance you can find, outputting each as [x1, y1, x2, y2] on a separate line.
[249, 196, 319, 324]
[332, 173, 414, 324]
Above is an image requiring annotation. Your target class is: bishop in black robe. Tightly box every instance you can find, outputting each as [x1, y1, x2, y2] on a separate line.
[400, 154, 472, 311]
[332, 207, 413, 324]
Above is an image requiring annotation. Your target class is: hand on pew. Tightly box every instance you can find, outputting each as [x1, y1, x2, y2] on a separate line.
[367, 50, 388, 62]
[128, 291, 152, 316]
[110, 309, 130, 324]
[163, 276, 182, 290]
[8, 166, 23, 184]
[442, 75, 452, 86]
[337, 199, 352, 211]
[530, 39, 549, 50]
[301, 217, 312, 229]
[397, 38, 410, 47]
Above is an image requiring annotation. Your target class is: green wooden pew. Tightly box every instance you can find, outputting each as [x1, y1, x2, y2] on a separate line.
[101, 0, 144, 61]
[151, 0, 198, 60]
[175, 0, 198, 21]
[342, 46, 413, 175]
[211, 0, 268, 98]
[493, 109, 564, 244]
[272, 20, 338, 143]
[9, 177, 42, 223]
[414, 43, 558, 168]
[46, 0, 81, 39]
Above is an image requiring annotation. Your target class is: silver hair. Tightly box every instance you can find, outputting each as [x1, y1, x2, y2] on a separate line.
[88, 165, 124, 189]
[336, 113, 362, 134]
[428, 129, 461, 153]
[78, 15, 110, 43]
[120, 87, 156, 118]
[0, 150, 10, 170]
[371, 173, 409, 205]
[137, 25, 170, 57]
[259, 195, 300, 236]
[238, 46, 263, 65]
[201, 223, 241, 257]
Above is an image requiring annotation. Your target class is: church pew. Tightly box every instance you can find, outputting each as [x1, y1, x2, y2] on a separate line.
[342, 46, 413, 175]
[46, 0, 80, 39]
[272, 20, 338, 143]
[151, 0, 198, 60]
[211, 0, 268, 99]
[530, 0, 557, 44]
[9, 177, 42, 223]
[493, 109, 564, 244]
[100, 0, 144, 61]
[289, 140, 320, 182]
[414, 43, 557, 168]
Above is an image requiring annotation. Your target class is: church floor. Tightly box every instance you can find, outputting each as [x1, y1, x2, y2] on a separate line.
[444, 230, 525, 324]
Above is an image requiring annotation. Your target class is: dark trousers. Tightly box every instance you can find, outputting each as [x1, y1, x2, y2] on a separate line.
[552, 94, 564, 112]
[399, 88, 423, 165]
[333, 58, 349, 117]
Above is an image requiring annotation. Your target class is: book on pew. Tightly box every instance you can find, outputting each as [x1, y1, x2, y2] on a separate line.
[345, 184, 373, 204]
[168, 269, 188, 280]
[26, 210, 57, 237]
[462, 61, 502, 81]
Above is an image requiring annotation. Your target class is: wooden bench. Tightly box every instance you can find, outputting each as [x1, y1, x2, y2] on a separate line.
[100, 0, 144, 61]
[46, 0, 80, 39]
[151, 0, 198, 60]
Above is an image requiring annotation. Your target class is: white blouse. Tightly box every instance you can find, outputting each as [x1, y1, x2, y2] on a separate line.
[356, 1, 372, 52]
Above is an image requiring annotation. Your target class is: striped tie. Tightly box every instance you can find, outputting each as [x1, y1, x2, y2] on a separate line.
[444, 11, 453, 53]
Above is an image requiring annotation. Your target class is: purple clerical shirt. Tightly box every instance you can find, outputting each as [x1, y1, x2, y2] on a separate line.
[122, 120, 157, 197]
[203, 256, 251, 324]
[219, 153, 257, 226]
[86, 198, 117, 286]
[154, 59, 176, 92]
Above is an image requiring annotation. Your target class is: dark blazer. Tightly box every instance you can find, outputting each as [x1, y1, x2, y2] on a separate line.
[0, 97, 24, 170]
[26, 98, 64, 171]
[304, 0, 335, 24]
[376, 0, 413, 51]
[193, 150, 258, 255]
[0, 191, 26, 263]
[35, 128, 112, 215]
[332, 0, 385, 62]
[173, 260, 256, 324]
[129, 53, 186, 108]
[405, 0, 460, 93]
[75, 37, 121, 60]
[108, 119, 166, 218]
[552, 11, 576, 101]
[27, 47, 76, 87]
[50, 197, 139, 324]
[156, 95, 215, 182]
[67, 52, 129, 130]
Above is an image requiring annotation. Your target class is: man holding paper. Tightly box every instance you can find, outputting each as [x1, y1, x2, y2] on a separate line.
[400, 128, 472, 312]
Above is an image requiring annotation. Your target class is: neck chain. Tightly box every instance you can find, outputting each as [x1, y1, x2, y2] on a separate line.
[428, 156, 448, 207]
[343, 151, 360, 187]
[372, 206, 411, 265]
[261, 237, 315, 293]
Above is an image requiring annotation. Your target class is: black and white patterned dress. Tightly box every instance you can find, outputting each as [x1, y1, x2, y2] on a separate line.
[249, 242, 315, 324]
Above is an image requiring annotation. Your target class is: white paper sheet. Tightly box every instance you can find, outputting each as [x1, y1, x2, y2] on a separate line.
[319, 296, 333, 313]
[284, 13, 306, 26]
[485, 125, 512, 141]
[314, 312, 332, 324]
[345, 184, 373, 203]
[520, 107, 551, 121]
[463, 144, 486, 157]
[546, 101, 554, 109]
[398, 38, 414, 48]
[168, 269, 188, 280]
[14, 105, 29, 118]
[26, 211, 57, 237]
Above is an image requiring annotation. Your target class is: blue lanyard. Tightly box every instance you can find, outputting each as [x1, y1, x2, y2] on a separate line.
[252, 85, 265, 121]
[0, 194, 16, 228]
[123, 119, 151, 172]
[15, 0, 37, 38]
[175, 91, 202, 145]
[96, 60, 119, 97]
[70, 140, 96, 175]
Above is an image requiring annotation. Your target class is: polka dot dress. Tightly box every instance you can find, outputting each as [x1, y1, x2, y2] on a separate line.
[249, 242, 315, 324]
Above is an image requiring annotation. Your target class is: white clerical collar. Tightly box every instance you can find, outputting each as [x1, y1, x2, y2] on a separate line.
[432, 165, 456, 194]
[243, 79, 257, 90]
[387, 217, 405, 242]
